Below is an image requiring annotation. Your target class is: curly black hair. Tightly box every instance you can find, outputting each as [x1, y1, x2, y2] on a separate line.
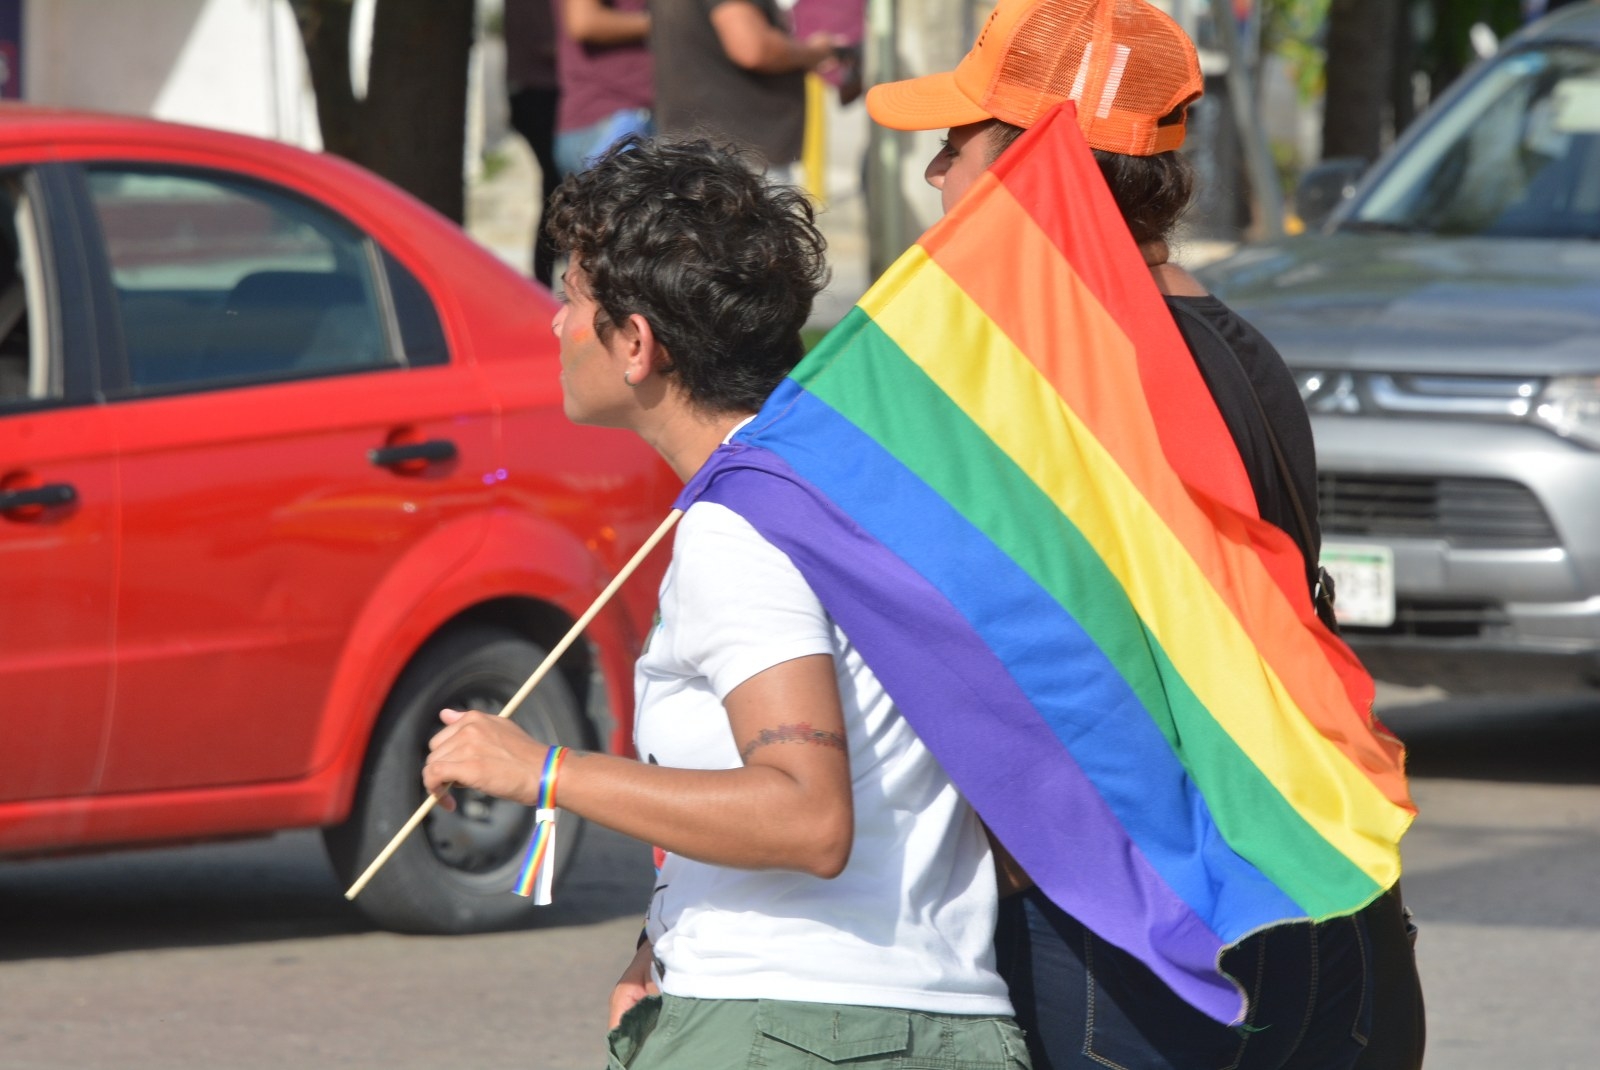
[543, 136, 830, 415]
[987, 118, 1196, 247]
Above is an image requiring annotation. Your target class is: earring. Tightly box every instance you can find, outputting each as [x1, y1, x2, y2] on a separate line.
[623, 370, 636, 386]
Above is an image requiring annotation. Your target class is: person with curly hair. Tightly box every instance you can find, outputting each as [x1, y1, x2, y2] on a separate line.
[422, 136, 1031, 1070]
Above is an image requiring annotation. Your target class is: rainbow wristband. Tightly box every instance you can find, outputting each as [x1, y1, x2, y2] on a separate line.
[513, 745, 569, 902]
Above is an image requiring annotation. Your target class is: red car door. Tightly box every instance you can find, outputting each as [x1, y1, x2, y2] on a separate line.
[0, 165, 119, 803]
[80, 163, 499, 795]
[0, 418, 117, 802]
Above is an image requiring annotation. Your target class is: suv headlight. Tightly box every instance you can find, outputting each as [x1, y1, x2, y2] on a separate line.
[1534, 376, 1600, 450]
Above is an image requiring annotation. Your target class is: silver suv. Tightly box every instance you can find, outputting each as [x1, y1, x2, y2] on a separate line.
[1200, 3, 1600, 693]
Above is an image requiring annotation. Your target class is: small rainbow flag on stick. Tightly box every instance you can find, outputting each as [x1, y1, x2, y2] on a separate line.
[677, 103, 1415, 1023]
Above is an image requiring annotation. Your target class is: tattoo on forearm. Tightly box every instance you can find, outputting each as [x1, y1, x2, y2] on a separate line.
[739, 722, 846, 763]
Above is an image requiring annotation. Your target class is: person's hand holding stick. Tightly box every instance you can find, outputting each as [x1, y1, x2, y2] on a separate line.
[342, 509, 683, 901]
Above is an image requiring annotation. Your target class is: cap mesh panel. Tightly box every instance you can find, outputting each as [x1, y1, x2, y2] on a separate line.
[985, 0, 1200, 151]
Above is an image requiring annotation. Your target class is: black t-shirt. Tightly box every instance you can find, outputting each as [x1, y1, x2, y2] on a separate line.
[651, 0, 807, 167]
[1166, 295, 1320, 595]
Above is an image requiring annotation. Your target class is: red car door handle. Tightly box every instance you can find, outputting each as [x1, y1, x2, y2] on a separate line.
[0, 482, 77, 513]
[367, 439, 458, 468]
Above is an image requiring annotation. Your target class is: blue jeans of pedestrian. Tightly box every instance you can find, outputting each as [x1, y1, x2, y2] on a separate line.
[554, 107, 654, 178]
[996, 887, 1375, 1070]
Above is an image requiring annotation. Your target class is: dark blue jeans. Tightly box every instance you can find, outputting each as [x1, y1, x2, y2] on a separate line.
[996, 888, 1383, 1070]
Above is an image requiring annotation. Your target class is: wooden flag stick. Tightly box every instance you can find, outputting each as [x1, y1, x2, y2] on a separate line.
[344, 508, 684, 901]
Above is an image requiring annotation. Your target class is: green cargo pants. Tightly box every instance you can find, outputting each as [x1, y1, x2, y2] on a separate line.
[606, 994, 1031, 1069]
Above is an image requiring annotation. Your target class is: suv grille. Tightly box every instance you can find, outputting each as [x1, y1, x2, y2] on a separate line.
[1318, 474, 1559, 548]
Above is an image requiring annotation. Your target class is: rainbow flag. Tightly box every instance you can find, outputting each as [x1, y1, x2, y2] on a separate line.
[676, 103, 1415, 1023]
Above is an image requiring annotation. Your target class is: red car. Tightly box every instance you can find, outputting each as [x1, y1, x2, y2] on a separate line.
[0, 106, 678, 932]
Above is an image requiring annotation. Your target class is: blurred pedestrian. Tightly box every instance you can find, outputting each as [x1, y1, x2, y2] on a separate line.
[651, 0, 844, 173]
[866, 0, 1425, 1067]
[792, 0, 865, 104]
[553, 0, 655, 177]
[504, 0, 562, 287]
[423, 135, 1029, 1069]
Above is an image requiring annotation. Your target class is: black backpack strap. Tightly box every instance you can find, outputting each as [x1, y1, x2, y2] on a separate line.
[1167, 301, 1341, 633]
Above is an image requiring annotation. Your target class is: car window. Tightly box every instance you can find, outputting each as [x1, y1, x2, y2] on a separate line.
[1351, 45, 1600, 238]
[85, 167, 395, 391]
[383, 250, 450, 368]
[0, 172, 54, 408]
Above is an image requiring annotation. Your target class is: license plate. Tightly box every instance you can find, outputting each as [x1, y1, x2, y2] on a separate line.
[1319, 542, 1396, 628]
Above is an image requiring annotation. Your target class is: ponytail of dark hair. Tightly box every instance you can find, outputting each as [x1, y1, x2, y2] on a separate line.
[985, 118, 1196, 246]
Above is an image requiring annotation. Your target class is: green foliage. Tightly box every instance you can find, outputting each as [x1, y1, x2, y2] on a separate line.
[1263, 0, 1332, 102]
[1415, 0, 1524, 91]
[482, 1, 505, 37]
[480, 147, 511, 183]
[1270, 137, 1302, 198]
[1262, 0, 1531, 108]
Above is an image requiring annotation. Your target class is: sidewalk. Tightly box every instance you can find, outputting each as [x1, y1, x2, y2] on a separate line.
[464, 134, 541, 280]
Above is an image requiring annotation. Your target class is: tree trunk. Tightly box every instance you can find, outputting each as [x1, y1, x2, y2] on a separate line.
[291, 0, 476, 224]
[365, 0, 476, 224]
[1321, 0, 1396, 162]
[1388, 0, 1417, 140]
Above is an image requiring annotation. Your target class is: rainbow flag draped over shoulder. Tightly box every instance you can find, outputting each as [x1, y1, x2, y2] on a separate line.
[676, 103, 1415, 1023]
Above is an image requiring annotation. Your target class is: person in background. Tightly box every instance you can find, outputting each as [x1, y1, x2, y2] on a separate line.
[422, 135, 1030, 1069]
[504, 0, 562, 287]
[553, 0, 655, 178]
[650, 0, 843, 172]
[865, 1, 1426, 1067]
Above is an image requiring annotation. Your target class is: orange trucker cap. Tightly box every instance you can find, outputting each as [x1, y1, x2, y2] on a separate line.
[866, 0, 1204, 156]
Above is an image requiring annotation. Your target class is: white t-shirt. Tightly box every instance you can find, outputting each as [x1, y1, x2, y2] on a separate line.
[636, 500, 1012, 1014]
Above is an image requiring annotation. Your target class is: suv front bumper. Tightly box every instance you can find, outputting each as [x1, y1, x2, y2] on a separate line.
[1312, 416, 1600, 693]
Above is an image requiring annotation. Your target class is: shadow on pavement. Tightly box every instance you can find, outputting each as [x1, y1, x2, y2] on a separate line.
[1379, 691, 1600, 786]
[11, 693, 1592, 960]
[0, 823, 651, 962]
[1377, 690, 1600, 932]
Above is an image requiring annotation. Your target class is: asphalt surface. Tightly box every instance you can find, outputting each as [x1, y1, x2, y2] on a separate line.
[0, 823, 653, 1069]
[2, 687, 1598, 1069]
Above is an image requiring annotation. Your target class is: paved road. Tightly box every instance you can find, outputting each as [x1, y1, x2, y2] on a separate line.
[2, 689, 1598, 1069]
[0, 822, 654, 1070]
[1375, 689, 1600, 1069]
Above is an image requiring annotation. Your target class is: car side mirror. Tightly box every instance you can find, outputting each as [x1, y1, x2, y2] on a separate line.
[1294, 157, 1368, 232]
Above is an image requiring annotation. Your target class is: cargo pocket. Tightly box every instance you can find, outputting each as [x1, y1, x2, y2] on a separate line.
[606, 994, 663, 1069]
[753, 1001, 910, 1066]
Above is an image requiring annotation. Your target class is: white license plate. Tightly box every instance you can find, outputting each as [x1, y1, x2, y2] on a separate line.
[1319, 542, 1396, 628]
